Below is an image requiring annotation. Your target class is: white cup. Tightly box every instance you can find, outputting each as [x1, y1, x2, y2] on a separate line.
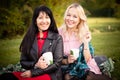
[42, 52, 53, 65]
[70, 49, 79, 59]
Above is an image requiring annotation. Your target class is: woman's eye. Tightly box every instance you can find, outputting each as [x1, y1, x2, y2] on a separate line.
[67, 14, 70, 16]
[46, 16, 49, 19]
[73, 15, 77, 18]
[38, 17, 42, 19]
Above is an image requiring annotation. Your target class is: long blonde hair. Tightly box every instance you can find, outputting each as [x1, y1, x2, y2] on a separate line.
[61, 3, 90, 41]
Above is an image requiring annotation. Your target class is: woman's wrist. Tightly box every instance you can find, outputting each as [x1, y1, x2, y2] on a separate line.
[84, 45, 89, 50]
[84, 48, 88, 50]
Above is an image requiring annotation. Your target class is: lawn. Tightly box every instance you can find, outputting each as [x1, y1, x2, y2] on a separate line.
[92, 32, 120, 80]
[0, 18, 120, 80]
[0, 38, 22, 67]
[88, 18, 120, 80]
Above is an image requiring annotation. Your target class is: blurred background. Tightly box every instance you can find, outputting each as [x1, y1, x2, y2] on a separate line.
[0, 0, 120, 80]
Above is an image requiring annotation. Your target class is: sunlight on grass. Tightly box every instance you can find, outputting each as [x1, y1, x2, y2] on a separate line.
[87, 18, 120, 33]
[88, 17, 120, 24]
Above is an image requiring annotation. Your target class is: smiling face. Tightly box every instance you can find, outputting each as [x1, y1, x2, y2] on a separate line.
[36, 12, 51, 32]
[65, 7, 80, 29]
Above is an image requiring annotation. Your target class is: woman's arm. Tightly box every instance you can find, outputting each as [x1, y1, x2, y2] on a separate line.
[31, 35, 63, 77]
[83, 32, 92, 62]
[20, 52, 36, 70]
[83, 42, 92, 62]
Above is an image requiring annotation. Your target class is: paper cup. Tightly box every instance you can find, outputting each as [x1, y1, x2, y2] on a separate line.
[70, 49, 79, 59]
[42, 52, 53, 65]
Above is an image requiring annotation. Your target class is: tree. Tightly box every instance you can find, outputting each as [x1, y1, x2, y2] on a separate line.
[80, 0, 119, 17]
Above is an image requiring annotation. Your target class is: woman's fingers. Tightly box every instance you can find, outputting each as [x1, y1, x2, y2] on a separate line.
[68, 54, 76, 63]
[35, 56, 48, 69]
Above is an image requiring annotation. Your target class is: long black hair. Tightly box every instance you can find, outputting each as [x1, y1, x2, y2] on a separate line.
[20, 5, 58, 54]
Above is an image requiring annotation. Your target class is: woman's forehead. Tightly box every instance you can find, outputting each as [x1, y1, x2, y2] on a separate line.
[39, 11, 48, 16]
[67, 8, 79, 16]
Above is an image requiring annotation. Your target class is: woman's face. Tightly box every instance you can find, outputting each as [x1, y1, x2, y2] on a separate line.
[65, 7, 80, 29]
[36, 12, 51, 31]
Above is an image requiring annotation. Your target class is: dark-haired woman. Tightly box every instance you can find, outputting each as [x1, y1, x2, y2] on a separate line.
[0, 5, 63, 80]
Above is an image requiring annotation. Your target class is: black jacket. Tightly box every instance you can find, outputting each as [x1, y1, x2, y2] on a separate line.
[20, 31, 63, 80]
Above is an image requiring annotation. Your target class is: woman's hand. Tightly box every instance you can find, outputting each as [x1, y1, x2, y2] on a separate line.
[35, 56, 48, 69]
[21, 70, 31, 78]
[68, 54, 76, 64]
[83, 31, 92, 62]
[83, 31, 91, 44]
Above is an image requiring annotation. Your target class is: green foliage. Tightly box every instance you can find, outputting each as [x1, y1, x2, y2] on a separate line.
[0, 0, 120, 39]
[0, 0, 80, 38]
[0, 8, 25, 38]
[0, 62, 25, 75]
[80, 0, 119, 17]
[114, 5, 120, 18]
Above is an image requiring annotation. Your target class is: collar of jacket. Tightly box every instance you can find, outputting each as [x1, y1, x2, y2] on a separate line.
[47, 31, 59, 40]
[33, 31, 59, 57]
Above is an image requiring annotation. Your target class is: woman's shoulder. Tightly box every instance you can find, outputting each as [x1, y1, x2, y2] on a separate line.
[58, 26, 62, 31]
[58, 26, 65, 35]
[48, 31, 62, 40]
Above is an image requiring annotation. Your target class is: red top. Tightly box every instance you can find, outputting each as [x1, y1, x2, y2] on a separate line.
[37, 31, 48, 57]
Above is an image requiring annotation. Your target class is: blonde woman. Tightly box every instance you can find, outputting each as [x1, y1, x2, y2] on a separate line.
[59, 3, 111, 80]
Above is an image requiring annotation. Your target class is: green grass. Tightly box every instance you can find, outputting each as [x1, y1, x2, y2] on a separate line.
[91, 32, 120, 80]
[88, 17, 120, 32]
[0, 38, 22, 67]
[0, 18, 120, 80]
[92, 32, 120, 57]
[87, 18, 120, 80]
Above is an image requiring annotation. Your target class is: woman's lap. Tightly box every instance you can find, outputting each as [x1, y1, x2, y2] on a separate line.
[13, 72, 51, 80]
